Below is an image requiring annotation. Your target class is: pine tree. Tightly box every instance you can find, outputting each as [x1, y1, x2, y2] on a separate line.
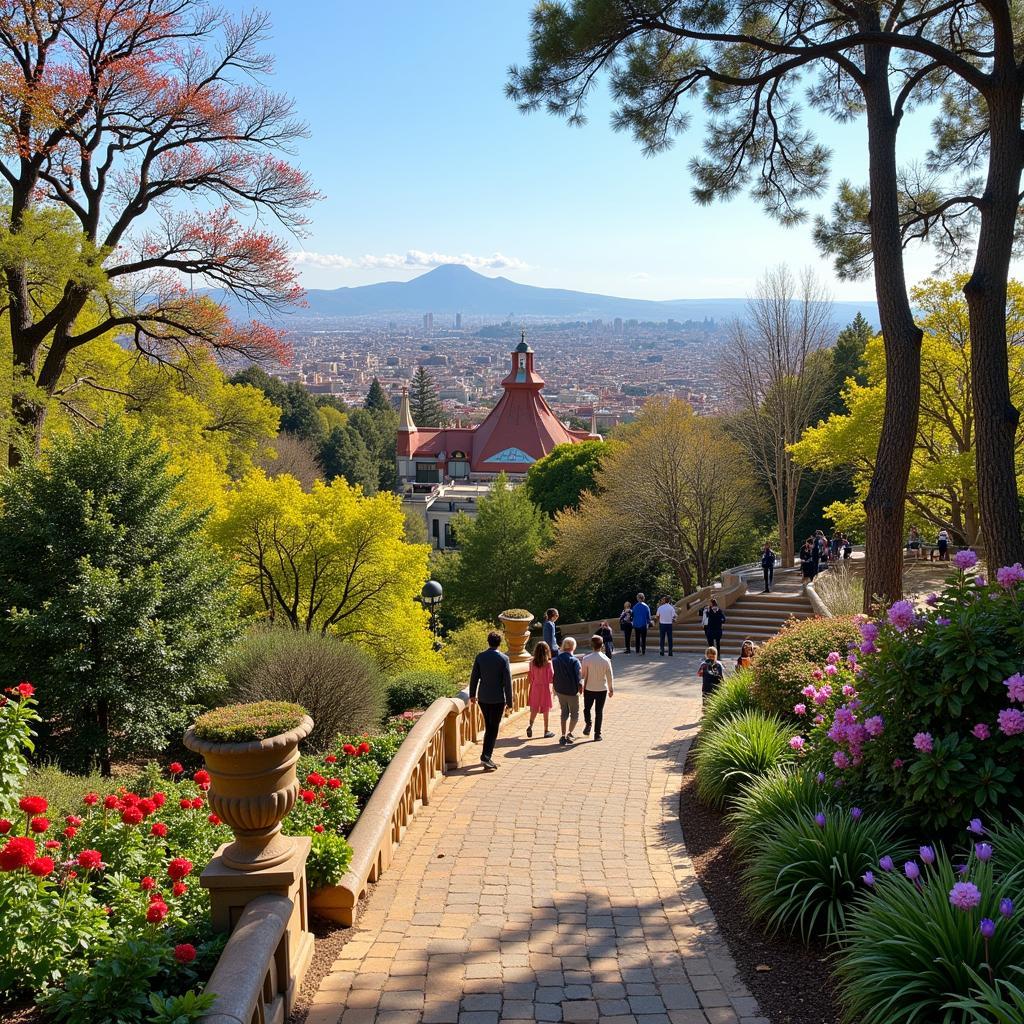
[410, 366, 446, 427]
[365, 378, 391, 414]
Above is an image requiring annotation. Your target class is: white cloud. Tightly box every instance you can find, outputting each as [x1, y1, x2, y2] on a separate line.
[290, 249, 530, 272]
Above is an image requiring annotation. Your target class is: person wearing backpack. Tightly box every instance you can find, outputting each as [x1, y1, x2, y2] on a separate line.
[697, 647, 724, 708]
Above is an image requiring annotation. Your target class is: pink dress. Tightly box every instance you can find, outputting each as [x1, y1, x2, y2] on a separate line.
[528, 662, 554, 712]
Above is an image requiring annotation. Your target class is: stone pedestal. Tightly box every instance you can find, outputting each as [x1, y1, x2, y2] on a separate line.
[201, 835, 314, 1015]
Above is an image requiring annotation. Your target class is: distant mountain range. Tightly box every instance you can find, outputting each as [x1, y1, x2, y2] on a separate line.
[257, 264, 880, 328]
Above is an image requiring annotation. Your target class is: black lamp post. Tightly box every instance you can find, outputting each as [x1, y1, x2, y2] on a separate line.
[420, 580, 443, 648]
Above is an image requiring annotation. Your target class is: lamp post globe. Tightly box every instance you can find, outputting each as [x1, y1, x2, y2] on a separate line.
[421, 580, 443, 647]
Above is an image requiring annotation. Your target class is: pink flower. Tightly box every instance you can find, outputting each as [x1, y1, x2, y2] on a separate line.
[793, 703, 807, 716]
[842, 684, 856, 698]
[1005, 674, 1024, 704]
[953, 549, 979, 571]
[789, 736, 806, 751]
[811, 668, 823, 681]
[864, 715, 884, 738]
[972, 723, 991, 740]
[892, 758, 904, 769]
[996, 563, 1024, 588]
[997, 708, 1024, 737]
[826, 652, 841, 665]
[949, 881, 982, 910]
[824, 664, 838, 677]
[887, 600, 916, 632]
[913, 732, 934, 754]
[833, 751, 850, 770]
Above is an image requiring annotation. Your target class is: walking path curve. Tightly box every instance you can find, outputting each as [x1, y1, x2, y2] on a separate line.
[305, 655, 766, 1024]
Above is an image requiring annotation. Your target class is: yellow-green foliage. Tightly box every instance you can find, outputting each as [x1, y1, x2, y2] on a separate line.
[441, 619, 497, 685]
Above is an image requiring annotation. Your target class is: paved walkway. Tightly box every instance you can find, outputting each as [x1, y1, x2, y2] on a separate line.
[307, 656, 766, 1024]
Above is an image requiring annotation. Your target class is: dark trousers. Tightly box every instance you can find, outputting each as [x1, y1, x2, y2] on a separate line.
[708, 632, 722, 654]
[634, 626, 648, 654]
[762, 566, 773, 591]
[480, 701, 504, 761]
[622, 625, 633, 652]
[659, 623, 673, 655]
[583, 690, 607, 736]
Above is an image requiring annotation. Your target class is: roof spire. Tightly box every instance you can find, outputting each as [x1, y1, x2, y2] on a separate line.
[398, 386, 416, 432]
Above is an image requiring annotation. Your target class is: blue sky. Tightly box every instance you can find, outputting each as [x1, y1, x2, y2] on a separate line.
[232, 0, 952, 300]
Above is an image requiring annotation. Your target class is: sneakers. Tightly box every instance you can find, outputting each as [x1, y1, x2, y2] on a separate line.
[594, 734, 603, 741]
[481, 757, 497, 771]
[526, 726, 533, 738]
[544, 731, 555, 738]
[582, 724, 592, 736]
[565, 733, 575, 744]
[559, 736, 567, 746]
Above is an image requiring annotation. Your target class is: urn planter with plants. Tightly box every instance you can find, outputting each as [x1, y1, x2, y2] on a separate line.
[498, 609, 533, 662]
[184, 701, 312, 872]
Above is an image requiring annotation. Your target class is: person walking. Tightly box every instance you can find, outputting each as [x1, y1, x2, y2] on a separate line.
[697, 646, 724, 707]
[619, 601, 633, 654]
[907, 526, 922, 561]
[813, 530, 828, 574]
[469, 630, 513, 770]
[704, 598, 725, 654]
[526, 640, 555, 739]
[736, 639, 755, 671]
[842, 534, 853, 560]
[543, 608, 560, 653]
[800, 538, 815, 582]
[656, 596, 677, 656]
[631, 593, 652, 655]
[937, 528, 949, 561]
[552, 637, 583, 745]
[597, 620, 614, 658]
[581, 635, 614, 741]
[760, 543, 775, 593]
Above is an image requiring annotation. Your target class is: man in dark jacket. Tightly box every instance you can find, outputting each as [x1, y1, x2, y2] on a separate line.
[760, 544, 775, 593]
[469, 630, 514, 770]
[552, 637, 583, 745]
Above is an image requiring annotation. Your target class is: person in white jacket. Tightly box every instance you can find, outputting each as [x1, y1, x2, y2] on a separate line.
[581, 635, 614, 741]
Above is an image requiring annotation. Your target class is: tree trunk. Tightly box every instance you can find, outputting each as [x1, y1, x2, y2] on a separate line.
[964, 85, 1024, 570]
[860, 44, 922, 609]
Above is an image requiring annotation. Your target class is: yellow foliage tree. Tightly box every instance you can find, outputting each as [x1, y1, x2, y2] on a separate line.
[790, 276, 1024, 544]
[214, 471, 441, 674]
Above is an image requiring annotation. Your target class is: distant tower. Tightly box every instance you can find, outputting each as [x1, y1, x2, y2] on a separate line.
[455, 312, 462, 330]
[423, 312, 433, 334]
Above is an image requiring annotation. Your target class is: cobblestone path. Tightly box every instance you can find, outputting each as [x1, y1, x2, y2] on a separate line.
[307, 655, 766, 1024]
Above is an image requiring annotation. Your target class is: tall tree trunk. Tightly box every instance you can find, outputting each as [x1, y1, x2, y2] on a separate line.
[860, 44, 922, 609]
[964, 85, 1024, 570]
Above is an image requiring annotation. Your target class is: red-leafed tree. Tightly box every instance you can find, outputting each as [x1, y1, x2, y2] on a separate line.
[0, 0, 316, 465]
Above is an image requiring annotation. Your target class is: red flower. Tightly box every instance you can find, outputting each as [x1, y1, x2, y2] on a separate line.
[174, 943, 197, 964]
[189, 797, 203, 810]
[151, 792, 166, 808]
[121, 807, 144, 826]
[16, 682, 34, 698]
[44, 840, 61, 850]
[306, 772, 326, 787]
[193, 769, 210, 787]
[342, 744, 357, 756]
[168, 762, 183, 776]
[325, 754, 338, 764]
[151, 822, 168, 838]
[18, 796, 47, 816]
[77, 849, 104, 871]
[121, 792, 140, 807]
[313, 824, 324, 833]
[29, 856, 54, 877]
[63, 827, 77, 840]
[103, 795, 119, 810]
[172, 881, 187, 897]
[138, 799, 156, 817]
[0, 820, 11, 835]
[83, 793, 99, 807]
[29, 817, 49, 833]
[179, 798, 192, 810]
[327, 778, 341, 789]
[149, 891, 164, 903]
[0, 837, 37, 871]
[66, 815, 83, 827]
[299, 789, 315, 804]
[140, 876, 156, 890]
[146, 900, 168, 924]
[167, 857, 193, 881]
[358, 742, 371, 755]
[207, 814, 221, 826]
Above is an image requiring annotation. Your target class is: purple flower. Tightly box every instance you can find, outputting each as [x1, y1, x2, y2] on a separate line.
[949, 882, 982, 910]
[955, 863, 969, 876]
[1000, 898, 1014, 918]
[879, 855, 895, 872]
[936, 617, 951, 626]
[997, 708, 1024, 736]
[862, 871, 875, 887]
[968, 818, 985, 836]
[802, 684, 817, 699]
[888, 600, 916, 632]
[972, 723, 991, 740]
[980, 918, 996, 939]
[865, 715, 885, 738]
[892, 758, 904, 769]
[833, 751, 850, 770]
[913, 732, 934, 754]
[824, 664, 838, 676]
[859, 639, 877, 655]
[1005, 674, 1024, 704]
[794, 703, 807, 716]
[975, 843, 993, 862]
[925, 592, 939, 606]
[997, 563, 1024, 588]
[814, 812, 827, 829]
[859, 621, 879, 643]
[789, 736, 805, 751]
[816, 772, 826, 785]
[850, 807, 863, 821]
[953, 549, 979, 571]
[975, 575, 987, 587]
[919, 845, 935, 865]
[904, 861, 921, 881]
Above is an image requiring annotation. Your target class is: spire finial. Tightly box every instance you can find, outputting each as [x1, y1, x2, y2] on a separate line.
[398, 385, 416, 432]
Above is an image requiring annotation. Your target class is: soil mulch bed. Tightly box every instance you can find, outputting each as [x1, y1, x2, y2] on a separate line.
[679, 746, 843, 1024]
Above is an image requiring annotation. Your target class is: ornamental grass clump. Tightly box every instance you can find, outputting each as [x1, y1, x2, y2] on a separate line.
[742, 806, 905, 944]
[694, 710, 794, 809]
[836, 836, 1024, 1024]
[701, 668, 758, 734]
[945, 966, 1024, 1024]
[191, 701, 307, 744]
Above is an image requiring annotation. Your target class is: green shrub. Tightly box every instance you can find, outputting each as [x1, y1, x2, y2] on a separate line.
[694, 710, 795, 809]
[836, 849, 1024, 1024]
[306, 831, 353, 890]
[385, 669, 456, 716]
[751, 615, 861, 720]
[191, 701, 306, 744]
[22, 763, 119, 819]
[341, 756, 384, 803]
[702, 669, 757, 733]
[221, 629, 385, 751]
[945, 967, 1024, 1024]
[728, 765, 837, 860]
[743, 807, 904, 943]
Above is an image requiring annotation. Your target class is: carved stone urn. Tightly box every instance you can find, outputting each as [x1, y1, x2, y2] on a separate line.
[499, 609, 534, 663]
[184, 712, 313, 872]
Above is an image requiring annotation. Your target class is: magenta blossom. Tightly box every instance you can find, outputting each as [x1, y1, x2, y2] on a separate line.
[913, 732, 934, 754]
[827, 651, 841, 665]
[824, 664, 838, 677]
[812, 668, 823, 681]
[1005, 674, 1024, 704]
[802, 684, 817, 699]
[888, 600, 916, 632]
[972, 723, 991, 740]
[793, 703, 807, 716]
[865, 715, 885, 738]
[997, 563, 1024, 588]
[892, 758, 904, 769]
[925, 592, 939, 606]
[789, 736, 806, 752]
[997, 708, 1024, 736]
[953, 549, 979, 571]
[949, 882, 982, 911]
[833, 750, 850, 770]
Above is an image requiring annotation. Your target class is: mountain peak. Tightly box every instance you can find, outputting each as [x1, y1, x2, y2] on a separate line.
[422, 262, 480, 278]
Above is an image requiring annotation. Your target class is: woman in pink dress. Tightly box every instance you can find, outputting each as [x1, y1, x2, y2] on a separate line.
[527, 641, 555, 739]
